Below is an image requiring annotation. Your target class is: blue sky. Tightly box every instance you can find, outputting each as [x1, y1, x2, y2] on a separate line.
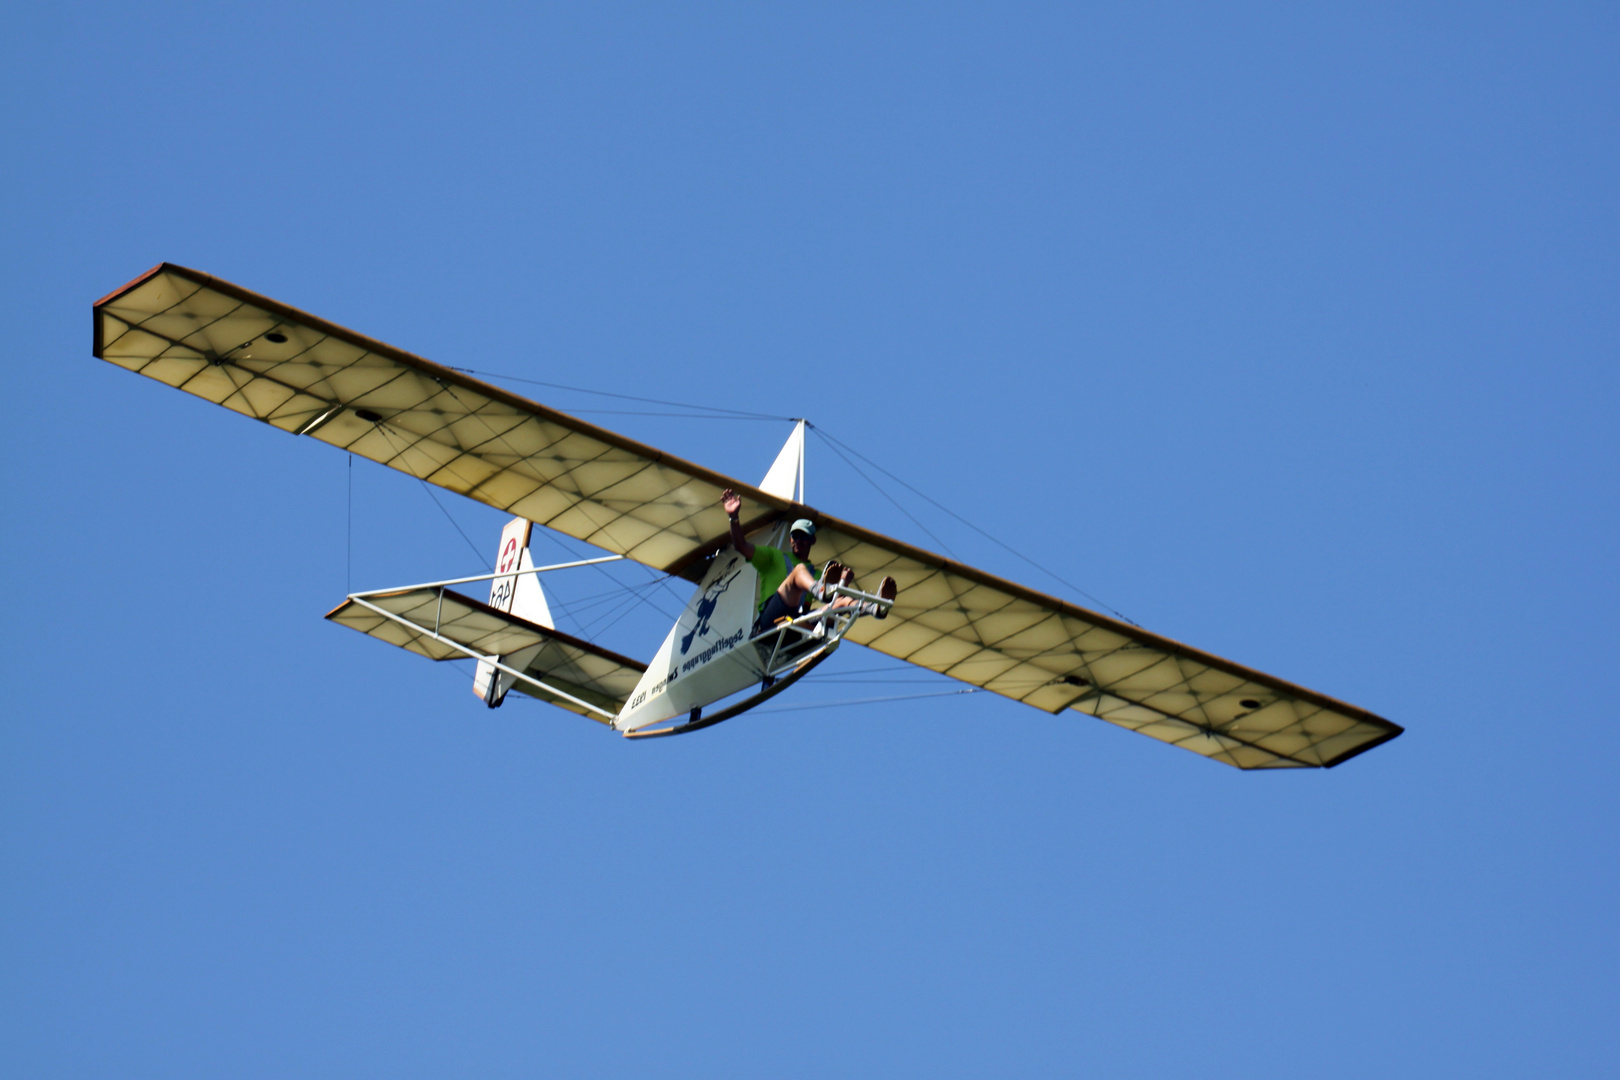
[3, 3, 1617, 1076]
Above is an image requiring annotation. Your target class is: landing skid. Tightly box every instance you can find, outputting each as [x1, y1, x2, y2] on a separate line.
[623, 647, 836, 739]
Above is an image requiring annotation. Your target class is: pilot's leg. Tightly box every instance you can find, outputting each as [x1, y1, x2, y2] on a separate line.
[752, 592, 797, 636]
[752, 591, 801, 664]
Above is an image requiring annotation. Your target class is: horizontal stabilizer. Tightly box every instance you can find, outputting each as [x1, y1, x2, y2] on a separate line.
[326, 588, 646, 721]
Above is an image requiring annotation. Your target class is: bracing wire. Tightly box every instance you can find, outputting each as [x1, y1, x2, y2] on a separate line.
[346, 454, 353, 594]
[432, 380, 681, 625]
[436, 366, 1119, 619]
[353, 363, 1135, 676]
[458, 363, 1132, 622]
[802, 676, 949, 685]
[801, 663, 946, 685]
[419, 477, 493, 570]
[370, 423, 492, 570]
[577, 576, 680, 636]
[808, 424, 1139, 626]
[804, 664, 928, 677]
[813, 429, 961, 559]
[566, 409, 790, 421]
[523, 521, 679, 624]
[494, 683, 982, 716]
[756, 688, 982, 714]
[445, 366, 794, 422]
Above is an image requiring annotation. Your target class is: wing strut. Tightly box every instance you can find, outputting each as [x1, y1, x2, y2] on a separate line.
[343, 594, 617, 720]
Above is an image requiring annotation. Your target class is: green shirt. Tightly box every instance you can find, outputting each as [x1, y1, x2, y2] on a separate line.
[748, 545, 807, 612]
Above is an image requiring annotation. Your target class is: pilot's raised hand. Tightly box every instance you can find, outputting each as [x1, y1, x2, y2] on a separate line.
[721, 489, 755, 557]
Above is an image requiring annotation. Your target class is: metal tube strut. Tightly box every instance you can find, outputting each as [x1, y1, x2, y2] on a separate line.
[344, 595, 617, 720]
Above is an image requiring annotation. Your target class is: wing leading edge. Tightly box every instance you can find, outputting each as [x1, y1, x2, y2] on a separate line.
[94, 264, 1401, 767]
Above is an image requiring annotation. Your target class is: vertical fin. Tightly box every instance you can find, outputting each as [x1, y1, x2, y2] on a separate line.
[510, 546, 553, 629]
[474, 517, 550, 708]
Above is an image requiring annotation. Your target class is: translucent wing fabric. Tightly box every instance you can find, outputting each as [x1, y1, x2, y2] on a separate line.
[94, 264, 760, 570]
[811, 525, 1399, 769]
[325, 588, 646, 720]
[95, 264, 1401, 768]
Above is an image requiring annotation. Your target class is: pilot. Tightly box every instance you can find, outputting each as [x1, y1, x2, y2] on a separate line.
[722, 489, 895, 634]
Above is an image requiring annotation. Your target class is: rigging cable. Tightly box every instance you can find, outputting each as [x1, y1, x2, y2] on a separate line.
[522, 517, 680, 624]
[756, 688, 982, 714]
[445, 366, 794, 422]
[377, 366, 1134, 635]
[434, 380, 680, 624]
[346, 454, 353, 594]
[444, 366, 1134, 625]
[370, 423, 493, 570]
[807, 423, 1139, 627]
[562, 409, 792, 421]
[811, 428, 960, 559]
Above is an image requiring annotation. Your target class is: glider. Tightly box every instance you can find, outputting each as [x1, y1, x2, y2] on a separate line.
[93, 264, 1402, 768]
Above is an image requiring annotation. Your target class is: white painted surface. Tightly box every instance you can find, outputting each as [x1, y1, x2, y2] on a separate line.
[475, 517, 545, 705]
[614, 550, 764, 732]
[758, 419, 806, 503]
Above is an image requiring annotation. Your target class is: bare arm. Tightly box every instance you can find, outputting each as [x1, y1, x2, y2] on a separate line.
[722, 489, 754, 560]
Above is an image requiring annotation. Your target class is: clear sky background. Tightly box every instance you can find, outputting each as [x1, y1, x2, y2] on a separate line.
[3, 3, 1617, 1077]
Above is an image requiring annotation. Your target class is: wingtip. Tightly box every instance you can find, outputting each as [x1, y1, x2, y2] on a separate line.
[93, 263, 173, 308]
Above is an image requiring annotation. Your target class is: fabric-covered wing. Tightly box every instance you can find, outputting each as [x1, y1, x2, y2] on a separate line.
[326, 588, 646, 720]
[811, 521, 1401, 769]
[94, 264, 791, 572]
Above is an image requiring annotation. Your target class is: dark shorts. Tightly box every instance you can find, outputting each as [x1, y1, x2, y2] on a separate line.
[753, 592, 802, 637]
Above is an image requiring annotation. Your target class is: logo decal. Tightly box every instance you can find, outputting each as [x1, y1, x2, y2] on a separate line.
[680, 561, 742, 655]
[490, 536, 522, 610]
